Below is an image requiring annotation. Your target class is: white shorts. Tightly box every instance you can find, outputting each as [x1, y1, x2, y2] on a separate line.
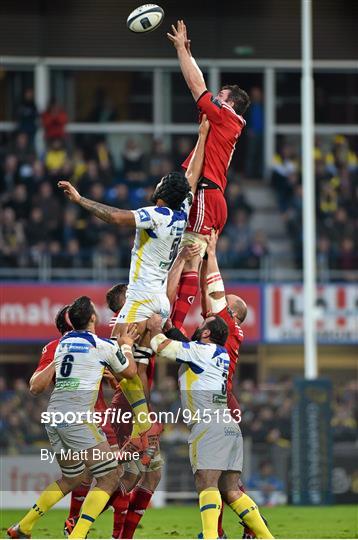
[180, 231, 208, 258]
[188, 420, 243, 474]
[46, 422, 106, 453]
[116, 290, 170, 324]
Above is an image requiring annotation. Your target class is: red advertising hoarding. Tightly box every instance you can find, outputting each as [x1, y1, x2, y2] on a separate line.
[0, 283, 262, 343]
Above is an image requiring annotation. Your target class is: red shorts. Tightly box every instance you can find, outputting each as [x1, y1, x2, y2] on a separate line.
[111, 391, 133, 447]
[187, 187, 227, 235]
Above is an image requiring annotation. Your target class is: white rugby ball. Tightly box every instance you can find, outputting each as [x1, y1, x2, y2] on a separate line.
[127, 4, 164, 33]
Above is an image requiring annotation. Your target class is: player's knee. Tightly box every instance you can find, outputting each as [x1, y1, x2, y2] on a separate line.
[96, 468, 120, 494]
[142, 468, 161, 491]
[121, 471, 141, 492]
[195, 470, 213, 492]
[58, 469, 86, 495]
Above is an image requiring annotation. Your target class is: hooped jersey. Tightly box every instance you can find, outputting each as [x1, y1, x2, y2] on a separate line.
[48, 330, 129, 414]
[129, 196, 192, 294]
[176, 341, 230, 426]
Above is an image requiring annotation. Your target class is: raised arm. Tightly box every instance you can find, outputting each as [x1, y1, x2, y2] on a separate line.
[205, 230, 227, 313]
[29, 362, 55, 395]
[185, 114, 210, 193]
[167, 20, 206, 101]
[167, 244, 202, 305]
[58, 181, 136, 226]
[147, 314, 180, 359]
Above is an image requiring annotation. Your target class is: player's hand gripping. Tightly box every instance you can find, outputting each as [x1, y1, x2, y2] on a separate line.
[167, 20, 189, 51]
[118, 323, 140, 347]
[147, 314, 163, 335]
[199, 114, 210, 137]
[206, 229, 219, 257]
[58, 180, 81, 203]
[178, 243, 202, 262]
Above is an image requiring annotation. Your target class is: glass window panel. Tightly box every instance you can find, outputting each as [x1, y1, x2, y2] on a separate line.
[0, 69, 34, 121]
[276, 72, 300, 124]
[314, 72, 358, 124]
[50, 70, 153, 122]
[169, 71, 208, 123]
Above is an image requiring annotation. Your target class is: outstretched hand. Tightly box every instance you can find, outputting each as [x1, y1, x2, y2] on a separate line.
[58, 180, 81, 203]
[167, 20, 190, 52]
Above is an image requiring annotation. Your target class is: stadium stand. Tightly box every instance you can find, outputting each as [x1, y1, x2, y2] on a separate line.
[1, 104, 356, 279]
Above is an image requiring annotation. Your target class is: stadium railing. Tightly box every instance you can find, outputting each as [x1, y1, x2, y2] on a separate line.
[0, 254, 356, 282]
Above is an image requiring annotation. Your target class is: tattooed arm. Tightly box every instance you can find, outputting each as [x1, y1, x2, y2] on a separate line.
[58, 180, 136, 226]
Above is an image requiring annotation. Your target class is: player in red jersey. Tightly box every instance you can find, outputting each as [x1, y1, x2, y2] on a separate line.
[167, 20, 251, 328]
[29, 305, 72, 395]
[105, 283, 163, 539]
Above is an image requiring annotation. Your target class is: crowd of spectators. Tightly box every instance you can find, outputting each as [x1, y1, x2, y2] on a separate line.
[1, 375, 356, 455]
[271, 135, 357, 276]
[1, 88, 356, 277]
[0, 90, 268, 274]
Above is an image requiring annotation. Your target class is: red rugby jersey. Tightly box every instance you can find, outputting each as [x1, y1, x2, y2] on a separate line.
[182, 91, 245, 192]
[215, 306, 244, 394]
[34, 339, 59, 373]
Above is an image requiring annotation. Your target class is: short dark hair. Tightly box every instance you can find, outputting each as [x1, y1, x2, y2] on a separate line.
[106, 283, 127, 313]
[68, 296, 95, 330]
[55, 305, 72, 335]
[222, 85, 251, 115]
[206, 315, 229, 346]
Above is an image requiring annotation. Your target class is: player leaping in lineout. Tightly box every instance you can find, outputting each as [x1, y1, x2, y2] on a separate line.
[167, 20, 251, 328]
[58, 116, 209, 461]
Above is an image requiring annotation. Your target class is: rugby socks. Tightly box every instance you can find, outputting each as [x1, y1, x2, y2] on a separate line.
[121, 485, 153, 539]
[120, 374, 151, 436]
[69, 487, 110, 538]
[109, 491, 130, 539]
[68, 482, 91, 519]
[230, 493, 274, 539]
[172, 271, 199, 327]
[199, 487, 222, 539]
[19, 481, 65, 534]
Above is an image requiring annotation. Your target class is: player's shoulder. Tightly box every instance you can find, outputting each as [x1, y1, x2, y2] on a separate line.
[95, 335, 117, 349]
[237, 324, 244, 341]
[44, 338, 60, 352]
[221, 102, 246, 125]
[60, 330, 97, 348]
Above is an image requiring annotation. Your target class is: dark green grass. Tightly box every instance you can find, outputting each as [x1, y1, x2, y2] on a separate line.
[1, 505, 357, 539]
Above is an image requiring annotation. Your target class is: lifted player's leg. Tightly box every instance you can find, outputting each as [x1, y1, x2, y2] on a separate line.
[172, 186, 228, 326]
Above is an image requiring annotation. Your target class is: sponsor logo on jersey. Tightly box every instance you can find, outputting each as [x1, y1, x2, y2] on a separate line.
[138, 209, 150, 222]
[55, 377, 80, 390]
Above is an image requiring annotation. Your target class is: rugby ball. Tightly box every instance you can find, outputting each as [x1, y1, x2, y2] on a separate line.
[127, 4, 164, 33]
